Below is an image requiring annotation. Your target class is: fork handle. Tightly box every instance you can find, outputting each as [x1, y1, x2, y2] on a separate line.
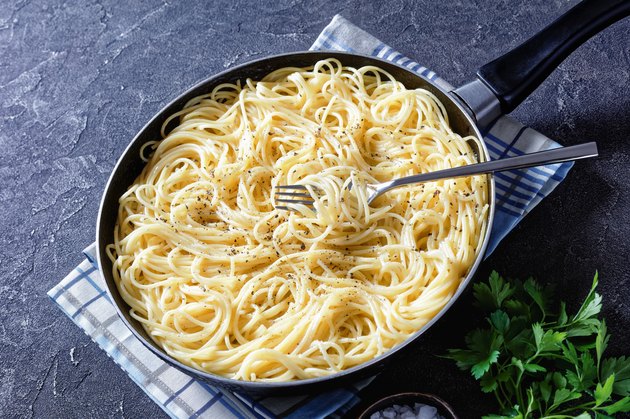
[379, 142, 598, 193]
[477, 0, 630, 114]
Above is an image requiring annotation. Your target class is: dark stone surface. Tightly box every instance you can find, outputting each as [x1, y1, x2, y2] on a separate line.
[1, 0, 628, 417]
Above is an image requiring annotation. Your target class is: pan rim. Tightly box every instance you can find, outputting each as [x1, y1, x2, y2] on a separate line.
[96, 50, 496, 391]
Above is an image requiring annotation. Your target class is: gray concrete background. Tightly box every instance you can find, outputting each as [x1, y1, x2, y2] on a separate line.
[1, 0, 628, 417]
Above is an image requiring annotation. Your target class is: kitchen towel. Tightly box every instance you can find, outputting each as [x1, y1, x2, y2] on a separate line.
[48, 14, 573, 419]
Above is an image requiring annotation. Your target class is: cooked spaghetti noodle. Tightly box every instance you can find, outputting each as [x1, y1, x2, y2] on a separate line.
[108, 58, 489, 381]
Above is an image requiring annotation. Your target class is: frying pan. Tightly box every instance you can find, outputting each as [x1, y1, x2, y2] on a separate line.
[96, 0, 629, 396]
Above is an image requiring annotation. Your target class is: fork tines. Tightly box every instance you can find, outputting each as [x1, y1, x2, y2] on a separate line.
[275, 185, 316, 211]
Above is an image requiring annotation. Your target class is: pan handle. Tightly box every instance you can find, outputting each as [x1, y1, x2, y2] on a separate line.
[478, 0, 630, 114]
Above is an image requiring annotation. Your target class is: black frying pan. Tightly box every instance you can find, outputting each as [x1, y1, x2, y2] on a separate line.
[96, 0, 629, 396]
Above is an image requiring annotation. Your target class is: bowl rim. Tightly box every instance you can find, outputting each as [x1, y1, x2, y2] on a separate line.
[358, 391, 459, 419]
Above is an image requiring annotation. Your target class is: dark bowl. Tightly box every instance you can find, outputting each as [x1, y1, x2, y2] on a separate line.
[358, 392, 458, 419]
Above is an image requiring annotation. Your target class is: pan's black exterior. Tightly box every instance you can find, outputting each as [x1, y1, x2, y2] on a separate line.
[96, 51, 494, 396]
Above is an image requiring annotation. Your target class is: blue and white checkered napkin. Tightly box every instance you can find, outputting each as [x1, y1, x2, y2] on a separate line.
[48, 15, 573, 419]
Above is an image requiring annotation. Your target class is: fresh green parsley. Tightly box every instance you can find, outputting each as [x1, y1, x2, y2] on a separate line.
[445, 272, 630, 418]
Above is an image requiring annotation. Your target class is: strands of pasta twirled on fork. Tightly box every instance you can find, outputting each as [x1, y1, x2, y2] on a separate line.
[108, 58, 489, 381]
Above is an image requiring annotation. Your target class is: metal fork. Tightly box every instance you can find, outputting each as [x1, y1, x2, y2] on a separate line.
[274, 142, 598, 211]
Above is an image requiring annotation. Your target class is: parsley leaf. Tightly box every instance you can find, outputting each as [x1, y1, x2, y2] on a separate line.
[523, 278, 553, 320]
[595, 374, 616, 406]
[553, 388, 581, 406]
[601, 356, 630, 396]
[602, 396, 630, 415]
[445, 272, 628, 418]
[447, 328, 503, 379]
[490, 310, 510, 334]
[474, 271, 514, 310]
[572, 272, 602, 324]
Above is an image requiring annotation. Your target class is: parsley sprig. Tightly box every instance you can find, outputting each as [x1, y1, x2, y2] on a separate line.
[445, 272, 630, 418]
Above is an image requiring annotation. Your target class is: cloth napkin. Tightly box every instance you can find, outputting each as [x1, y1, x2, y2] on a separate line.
[48, 14, 573, 419]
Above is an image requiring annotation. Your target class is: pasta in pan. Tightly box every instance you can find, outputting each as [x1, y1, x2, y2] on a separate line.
[108, 58, 489, 381]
